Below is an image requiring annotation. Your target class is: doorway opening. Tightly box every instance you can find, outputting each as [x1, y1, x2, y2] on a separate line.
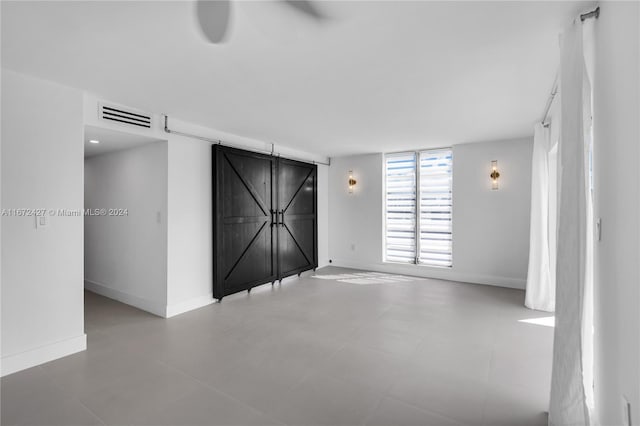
[83, 125, 168, 335]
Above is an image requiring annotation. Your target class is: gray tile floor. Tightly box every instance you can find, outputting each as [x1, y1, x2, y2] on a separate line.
[1, 267, 553, 426]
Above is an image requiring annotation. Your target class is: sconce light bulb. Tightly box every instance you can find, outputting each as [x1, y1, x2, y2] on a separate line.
[490, 160, 499, 190]
[348, 170, 357, 193]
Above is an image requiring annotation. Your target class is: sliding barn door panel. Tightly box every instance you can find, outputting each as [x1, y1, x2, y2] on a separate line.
[277, 158, 318, 278]
[213, 146, 317, 299]
[213, 146, 276, 299]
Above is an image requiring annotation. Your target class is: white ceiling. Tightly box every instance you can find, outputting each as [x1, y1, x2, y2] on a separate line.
[84, 125, 165, 158]
[2, 1, 591, 157]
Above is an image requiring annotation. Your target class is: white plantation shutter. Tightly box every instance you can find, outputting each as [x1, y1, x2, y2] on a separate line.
[419, 149, 453, 267]
[384, 153, 416, 263]
[384, 149, 453, 267]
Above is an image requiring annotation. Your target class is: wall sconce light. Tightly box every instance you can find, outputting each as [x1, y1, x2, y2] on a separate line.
[490, 160, 500, 190]
[348, 170, 357, 193]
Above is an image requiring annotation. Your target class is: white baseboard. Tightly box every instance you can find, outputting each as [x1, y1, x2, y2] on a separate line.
[329, 259, 526, 290]
[84, 279, 166, 317]
[1, 334, 87, 377]
[165, 293, 215, 318]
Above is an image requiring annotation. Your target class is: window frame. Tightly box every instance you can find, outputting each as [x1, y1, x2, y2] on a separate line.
[383, 148, 453, 268]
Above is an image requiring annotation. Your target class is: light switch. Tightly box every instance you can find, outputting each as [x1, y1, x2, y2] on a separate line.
[36, 215, 49, 229]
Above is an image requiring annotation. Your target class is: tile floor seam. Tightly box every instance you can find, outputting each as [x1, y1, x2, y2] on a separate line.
[484, 344, 499, 415]
[358, 392, 388, 426]
[34, 366, 108, 426]
[385, 384, 487, 426]
[73, 399, 108, 426]
[381, 395, 472, 426]
[327, 364, 399, 395]
[321, 359, 406, 396]
[155, 359, 287, 426]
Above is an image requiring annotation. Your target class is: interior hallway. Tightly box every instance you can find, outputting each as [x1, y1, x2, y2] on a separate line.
[1, 267, 553, 426]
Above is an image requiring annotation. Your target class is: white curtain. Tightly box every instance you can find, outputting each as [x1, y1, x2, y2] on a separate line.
[526, 124, 555, 312]
[549, 18, 594, 426]
[581, 15, 596, 417]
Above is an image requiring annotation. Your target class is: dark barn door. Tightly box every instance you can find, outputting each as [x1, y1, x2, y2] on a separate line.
[276, 158, 318, 278]
[213, 145, 276, 299]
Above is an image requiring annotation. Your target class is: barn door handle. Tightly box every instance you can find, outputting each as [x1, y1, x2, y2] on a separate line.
[279, 210, 285, 226]
[270, 210, 276, 227]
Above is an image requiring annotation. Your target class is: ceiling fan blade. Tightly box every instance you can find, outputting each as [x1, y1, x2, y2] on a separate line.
[283, 0, 325, 20]
[196, 0, 231, 43]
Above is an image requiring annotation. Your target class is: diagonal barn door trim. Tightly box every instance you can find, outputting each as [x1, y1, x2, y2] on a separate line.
[282, 168, 314, 214]
[224, 153, 269, 216]
[224, 221, 269, 280]
[282, 222, 312, 266]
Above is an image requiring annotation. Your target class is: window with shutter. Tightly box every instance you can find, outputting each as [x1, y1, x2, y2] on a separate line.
[418, 149, 453, 267]
[384, 149, 453, 267]
[384, 153, 416, 263]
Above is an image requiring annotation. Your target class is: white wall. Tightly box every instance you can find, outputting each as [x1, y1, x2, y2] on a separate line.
[1, 70, 86, 376]
[453, 139, 532, 286]
[592, 2, 640, 424]
[329, 154, 385, 265]
[317, 164, 330, 268]
[84, 142, 168, 317]
[328, 138, 532, 289]
[165, 137, 213, 316]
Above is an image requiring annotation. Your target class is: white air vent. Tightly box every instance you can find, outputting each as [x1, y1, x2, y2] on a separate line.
[99, 103, 153, 129]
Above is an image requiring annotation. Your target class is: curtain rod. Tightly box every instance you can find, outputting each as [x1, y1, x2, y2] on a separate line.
[540, 7, 600, 125]
[541, 77, 558, 126]
[580, 6, 600, 22]
[163, 115, 330, 166]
